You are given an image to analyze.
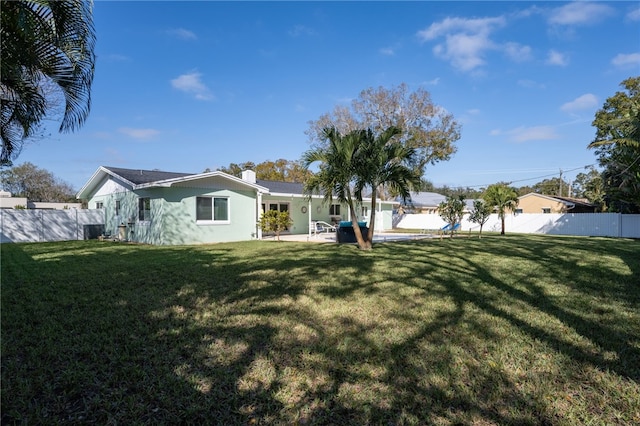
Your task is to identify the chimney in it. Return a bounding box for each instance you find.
[241,170,256,183]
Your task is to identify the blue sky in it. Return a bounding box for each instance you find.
[16,1,640,192]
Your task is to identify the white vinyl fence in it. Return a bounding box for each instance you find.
[396,213,640,239]
[1,209,105,243]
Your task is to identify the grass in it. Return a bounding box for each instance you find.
[2,235,639,425]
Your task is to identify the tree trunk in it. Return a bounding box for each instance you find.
[367,196,376,243]
[352,218,370,250]
[500,215,505,235]
[349,203,371,250]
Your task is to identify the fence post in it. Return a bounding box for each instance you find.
[618,212,622,238]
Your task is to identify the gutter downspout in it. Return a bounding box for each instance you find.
[257,191,263,240]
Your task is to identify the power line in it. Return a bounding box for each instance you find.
[463,164,596,189]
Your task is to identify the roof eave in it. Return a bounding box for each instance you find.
[76,166,136,200]
[135,170,270,192]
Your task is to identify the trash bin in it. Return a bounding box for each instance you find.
[118,224,127,241]
[336,221,369,243]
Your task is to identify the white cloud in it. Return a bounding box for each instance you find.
[561,94,598,113]
[627,7,640,21]
[379,47,395,56]
[417,16,505,40]
[548,2,614,26]
[166,28,197,40]
[506,125,559,143]
[546,49,569,66]
[118,127,160,140]
[435,31,495,71]
[611,53,640,68]
[418,17,504,72]
[170,72,214,101]
[417,15,536,72]
[503,42,532,62]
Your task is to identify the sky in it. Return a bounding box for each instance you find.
[14,0,640,193]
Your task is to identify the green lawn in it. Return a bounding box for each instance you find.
[2,235,639,425]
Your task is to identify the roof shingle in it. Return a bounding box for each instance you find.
[104,166,193,185]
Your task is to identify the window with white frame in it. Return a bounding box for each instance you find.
[330,204,340,216]
[196,196,229,222]
[541,207,551,214]
[138,197,151,221]
[361,206,369,217]
[115,200,121,216]
[262,202,289,214]
[95,201,103,209]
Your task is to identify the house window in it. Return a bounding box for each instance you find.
[542,207,551,214]
[138,198,151,221]
[361,206,369,217]
[95,201,103,209]
[261,203,289,213]
[115,200,121,216]
[330,204,341,216]
[515,208,523,214]
[196,196,229,222]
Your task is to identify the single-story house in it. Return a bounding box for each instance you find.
[76,166,394,245]
[396,192,476,214]
[517,193,596,214]
[396,192,446,214]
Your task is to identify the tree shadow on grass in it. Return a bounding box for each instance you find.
[379,236,640,382]
[2,237,638,424]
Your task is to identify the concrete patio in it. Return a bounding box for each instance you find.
[262,232,435,243]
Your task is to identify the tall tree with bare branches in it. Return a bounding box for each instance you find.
[306,83,461,177]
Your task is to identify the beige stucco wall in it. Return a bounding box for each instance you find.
[518,195,567,213]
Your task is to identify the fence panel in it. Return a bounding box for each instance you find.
[1,209,105,243]
[621,214,640,238]
[395,212,640,238]
[1,210,41,243]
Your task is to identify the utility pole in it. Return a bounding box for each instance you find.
[559,168,563,197]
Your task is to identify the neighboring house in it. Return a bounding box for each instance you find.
[517,193,596,214]
[0,190,82,210]
[76,166,394,245]
[397,192,446,214]
[396,192,476,214]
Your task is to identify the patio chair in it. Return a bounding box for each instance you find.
[312,220,337,237]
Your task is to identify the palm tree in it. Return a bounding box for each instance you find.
[1,0,96,165]
[588,77,639,151]
[302,127,369,250]
[483,183,519,235]
[354,127,421,246]
[587,105,640,150]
